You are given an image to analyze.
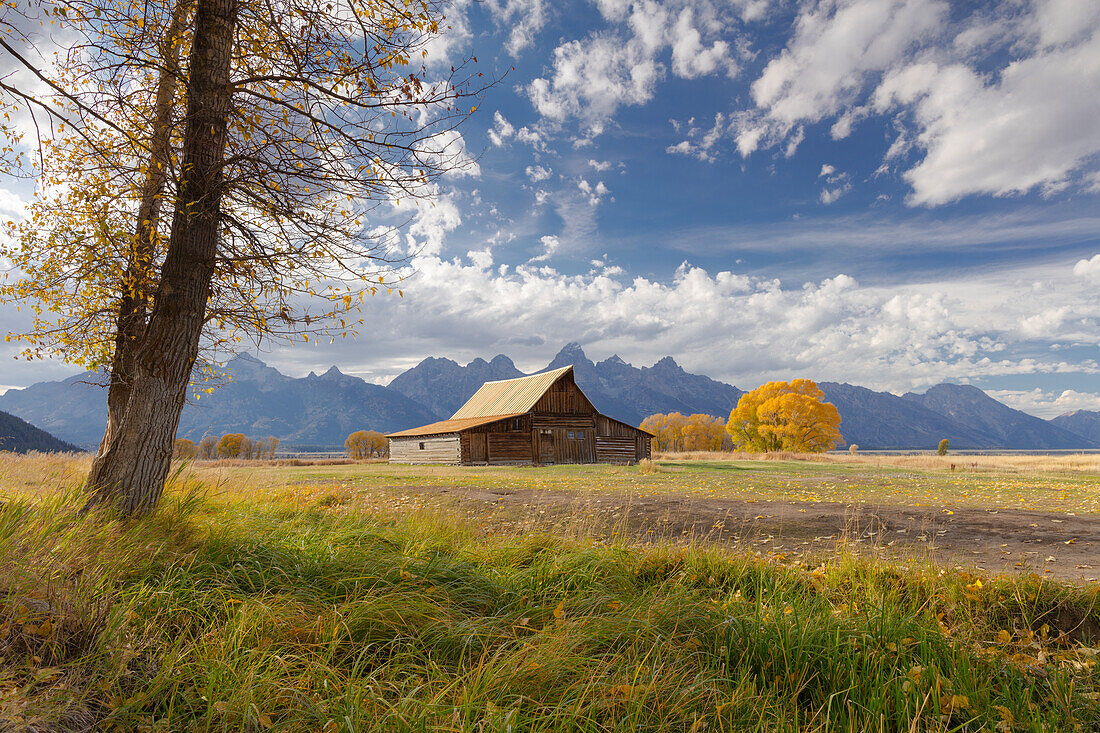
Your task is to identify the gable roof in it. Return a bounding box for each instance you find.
[450,365,574,420]
[386,413,523,438]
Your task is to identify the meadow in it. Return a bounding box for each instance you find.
[0,452,1097,731]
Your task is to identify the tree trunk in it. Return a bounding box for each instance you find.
[99,0,191,453]
[86,0,237,514]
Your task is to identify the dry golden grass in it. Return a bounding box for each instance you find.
[657,450,1100,474]
[0,451,1098,731]
[0,450,91,491]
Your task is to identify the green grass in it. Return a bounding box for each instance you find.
[1,460,1098,731]
[198,457,1100,516]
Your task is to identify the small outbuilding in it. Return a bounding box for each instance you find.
[387,365,652,465]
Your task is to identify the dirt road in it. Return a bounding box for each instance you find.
[419,484,1100,582]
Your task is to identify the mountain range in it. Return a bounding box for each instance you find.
[0,409,80,453]
[1,343,1097,451]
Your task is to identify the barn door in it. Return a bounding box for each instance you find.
[539,431,555,464]
[470,433,487,463]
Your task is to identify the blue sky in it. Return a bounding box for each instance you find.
[2,0,1100,418]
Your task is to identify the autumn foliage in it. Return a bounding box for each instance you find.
[211,433,279,459]
[345,430,388,459]
[726,379,842,453]
[640,413,729,453]
[172,438,198,460]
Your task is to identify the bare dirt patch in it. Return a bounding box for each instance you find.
[408,484,1100,583]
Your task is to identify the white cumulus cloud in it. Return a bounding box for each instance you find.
[1073,253,1100,282]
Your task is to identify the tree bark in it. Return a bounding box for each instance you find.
[99,0,190,453]
[86,0,237,514]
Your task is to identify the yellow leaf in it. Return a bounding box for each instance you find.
[949,694,970,710]
[553,601,564,619]
[259,713,273,729]
[996,629,1012,644]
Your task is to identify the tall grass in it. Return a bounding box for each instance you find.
[657,450,1100,474]
[0,459,1097,731]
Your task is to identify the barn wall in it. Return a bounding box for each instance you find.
[596,436,636,464]
[389,435,461,464]
[461,416,533,464]
[486,434,533,464]
[596,415,637,438]
[532,377,595,414]
[390,388,651,466]
[594,415,651,464]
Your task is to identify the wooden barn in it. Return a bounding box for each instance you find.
[387,365,652,465]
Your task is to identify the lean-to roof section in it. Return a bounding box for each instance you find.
[386,414,524,438]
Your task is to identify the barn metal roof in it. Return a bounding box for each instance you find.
[386,413,524,438]
[449,365,574,420]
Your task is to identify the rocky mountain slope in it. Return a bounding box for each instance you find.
[0,372,109,447]
[1049,410,1100,443]
[387,355,524,419]
[902,383,1093,449]
[2,345,1096,450]
[817,382,990,449]
[0,354,436,449]
[0,410,81,453]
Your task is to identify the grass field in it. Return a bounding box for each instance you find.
[0,452,1098,731]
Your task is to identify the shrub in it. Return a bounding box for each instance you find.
[938,438,949,456]
[173,438,198,460]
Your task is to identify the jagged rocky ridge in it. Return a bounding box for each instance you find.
[1,344,1096,450]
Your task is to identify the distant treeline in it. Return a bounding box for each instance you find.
[174,434,280,460]
[172,430,389,460]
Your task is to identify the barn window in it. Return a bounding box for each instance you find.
[418,442,425,450]
[567,431,574,439]
[511,418,523,431]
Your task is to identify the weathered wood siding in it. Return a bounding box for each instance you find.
[389,435,461,464]
[486,434,533,464]
[460,416,534,464]
[528,414,593,464]
[596,415,637,437]
[389,374,650,466]
[595,436,636,463]
[532,376,595,414]
[594,414,651,463]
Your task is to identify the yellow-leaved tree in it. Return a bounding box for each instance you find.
[345,430,387,459]
[640,413,727,453]
[726,379,842,453]
[1,0,484,514]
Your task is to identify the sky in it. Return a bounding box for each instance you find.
[1,0,1100,418]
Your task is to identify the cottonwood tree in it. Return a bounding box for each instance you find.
[640,412,727,453]
[345,429,385,459]
[173,437,198,459]
[1,0,482,513]
[726,379,842,453]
